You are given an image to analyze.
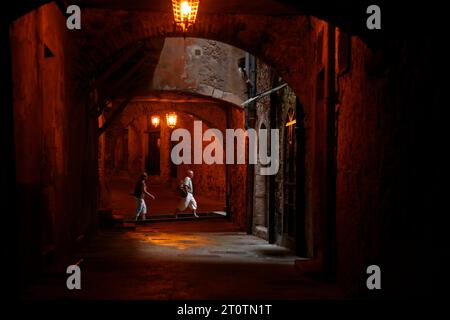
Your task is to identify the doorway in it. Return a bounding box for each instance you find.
[146,130,161,175]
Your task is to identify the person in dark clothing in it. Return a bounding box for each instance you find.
[133,172,155,221]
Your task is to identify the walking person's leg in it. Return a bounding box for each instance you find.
[142,200,147,220]
[136,199,147,221]
[176,195,189,218]
[135,198,143,221]
[189,195,198,217]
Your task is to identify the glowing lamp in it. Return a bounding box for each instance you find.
[172,0,200,32]
[151,115,160,128]
[166,112,177,128]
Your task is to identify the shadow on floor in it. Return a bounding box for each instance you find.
[23,219,345,300]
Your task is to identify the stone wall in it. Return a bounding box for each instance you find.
[251,19,329,258]
[334,31,438,297]
[152,38,247,106]
[10,3,98,278]
[249,18,439,298]
[253,60,272,239]
[228,107,247,228]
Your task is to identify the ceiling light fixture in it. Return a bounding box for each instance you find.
[172,0,200,32]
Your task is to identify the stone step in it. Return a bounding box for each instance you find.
[122,222,136,230]
[98,209,125,228]
[128,212,227,223]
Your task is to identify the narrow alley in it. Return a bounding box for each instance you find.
[1,0,443,305]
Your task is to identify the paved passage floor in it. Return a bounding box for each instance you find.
[24,219,345,300]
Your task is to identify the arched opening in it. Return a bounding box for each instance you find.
[102,100,233,217]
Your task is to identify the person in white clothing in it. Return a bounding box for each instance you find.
[175,170,198,218]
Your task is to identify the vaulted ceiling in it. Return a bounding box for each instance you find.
[75,0,303,15]
[58,0,384,118]
[13,0,397,40]
[10,0,434,135]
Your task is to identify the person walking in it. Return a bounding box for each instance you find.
[175,170,198,218]
[133,172,155,221]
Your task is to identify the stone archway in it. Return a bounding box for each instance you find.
[73,10,330,111]
[100,96,245,222]
[79,14,334,234]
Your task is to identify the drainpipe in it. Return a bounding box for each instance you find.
[244,53,257,127]
[268,90,277,244]
[245,53,256,234]
[241,83,287,107]
[226,109,231,220]
[324,24,337,282]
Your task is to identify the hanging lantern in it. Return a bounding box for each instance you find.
[172,0,200,32]
[166,112,177,128]
[151,115,160,128]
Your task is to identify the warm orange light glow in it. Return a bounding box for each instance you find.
[181,1,192,15]
[172,0,199,32]
[151,115,160,128]
[166,112,177,128]
[132,232,212,250]
[285,119,297,127]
